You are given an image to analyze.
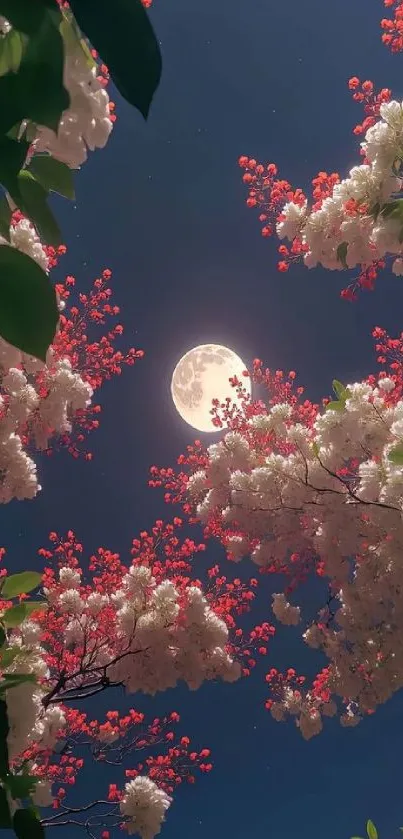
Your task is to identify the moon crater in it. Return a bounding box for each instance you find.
[171,344,251,433]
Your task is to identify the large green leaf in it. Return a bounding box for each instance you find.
[0,700,10,779]
[0,72,26,134]
[0,6,69,135]
[0,673,36,692]
[0,646,21,669]
[0,135,29,196]
[0,29,24,76]
[2,601,47,628]
[29,155,75,200]
[0,786,11,828]
[13,807,45,839]
[17,171,62,245]
[0,1,51,35]
[0,245,58,361]
[5,773,37,800]
[1,572,42,599]
[16,8,69,131]
[69,0,162,118]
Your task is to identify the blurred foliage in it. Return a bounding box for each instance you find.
[0,0,161,361]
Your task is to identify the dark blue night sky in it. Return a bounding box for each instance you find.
[6,0,403,836]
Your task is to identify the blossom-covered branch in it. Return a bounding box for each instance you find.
[0,519,270,837]
[0,224,142,503]
[238,79,403,299]
[152,329,403,739]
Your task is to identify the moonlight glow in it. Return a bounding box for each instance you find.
[170,344,251,433]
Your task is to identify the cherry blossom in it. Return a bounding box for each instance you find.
[152,335,403,739]
[0,519,270,836]
[238,79,403,299]
[0,216,143,502]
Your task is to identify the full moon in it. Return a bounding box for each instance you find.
[171,344,251,433]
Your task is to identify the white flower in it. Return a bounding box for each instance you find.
[59,567,81,590]
[120,777,172,839]
[33,36,113,168]
[392,257,403,276]
[276,201,307,241]
[272,593,300,626]
[298,709,323,740]
[58,589,84,614]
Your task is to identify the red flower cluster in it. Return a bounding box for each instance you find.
[151,332,403,725]
[37,520,272,678]
[23,707,209,809]
[238,79,395,299]
[348,77,391,137]
[42,269,143,460]
[381,0,403,52]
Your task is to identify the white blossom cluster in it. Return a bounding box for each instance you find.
[120,777,172,839]
[271,593,300,626]
[0,217,50,273]
[0,16,112,505]
[0,11,113,170]
[187,378,403,735]
[51,563,241,696]
[276,100,403,274]
[0,340,93,503]
[33,25,113,168]
[0,216,92,502]
[2,619,66,763]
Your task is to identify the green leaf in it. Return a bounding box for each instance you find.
[0,135,29,196]
[388,443,403,465]
[0,700,10,779]
[69,0,162,118]
[0,29,24,76]
[337,242,348,269]
[367,821,378,839]
[0,6,70,135]
[0,245,58,361]
[332,379,347,401]
[325,400,345,412]
[0,647,21,669]
[0,786,11,828]
[0,197,11,242]
[0,1,50,35]
[13,807,45,839]
[0,629,5,649]
[380,199,403,219]
[311,441,319,458]
[29,155,75,200]
[2,601,47,628]
[17,171,62,245]
[1,572,42,599]
[80,37,97,69]
[5,773,37,800]
[0,673,36,693]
